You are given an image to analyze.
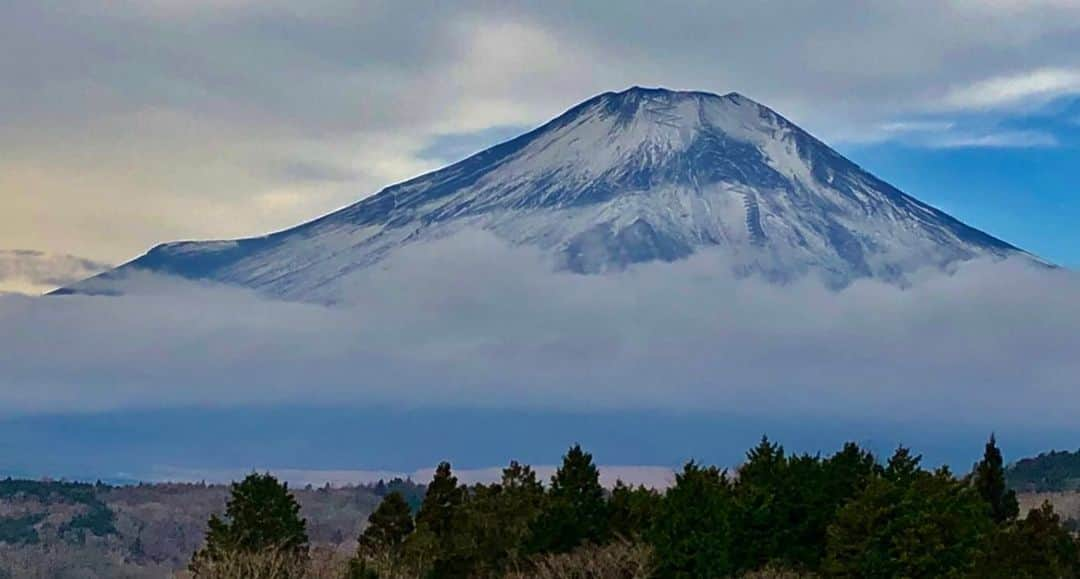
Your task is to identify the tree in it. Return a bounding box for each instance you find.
[649,461,735,578]
[356,492,414,562]
[529,444,609,554]
[190,473,308,577]
[408,461,467,578]
[973,501,1080,578]
[972,434,1019,524]
[442,462,547,578]
[732,436,792,572]
[608,481,661,540]
[825,450,991,578]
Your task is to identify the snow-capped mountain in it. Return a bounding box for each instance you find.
[59,87,1029,300]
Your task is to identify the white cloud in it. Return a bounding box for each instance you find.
[929,130,1059,149]
[941,67,1080,111]
[0,232,1076,430]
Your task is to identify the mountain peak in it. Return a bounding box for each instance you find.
[59,88,1027,300]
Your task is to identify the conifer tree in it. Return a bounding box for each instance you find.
[529,444,609,553]
[650,461,735,578]
[973,434,1019,524]
[732,436,791,571]
[190,472,308,576]
[415,462,464,541]
[357,491,414,560]
[973,501,1080,577]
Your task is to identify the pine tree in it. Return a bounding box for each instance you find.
[608,481,661,540]
[972,434,1019,524]
[529,444,609,554]
[650,461,735,578]
[825,458,991,578]
[357,491,414,560]
[732,436,791,571]
[973,501,1080,577]
[415,462,464,541]
[409,461,468,578]
[190,472,308,576]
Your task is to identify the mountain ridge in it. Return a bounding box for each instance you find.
[58,87,1030,301]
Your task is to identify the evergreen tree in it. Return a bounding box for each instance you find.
[732,436,792,571]
[649,461,735,578]
[447,462,546,577]
[190,473,308,576]
[973,501,1080,578]
[608,481,661,540]
[529,444,609,554]
[409,462,467,578]
[972,434,1019,524]
[415,462,464,541]
[357,492,414,561]
[825,452,991,578]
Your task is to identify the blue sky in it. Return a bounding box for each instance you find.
[840,97,1080,267]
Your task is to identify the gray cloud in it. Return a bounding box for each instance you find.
[0,250,111,295]
[0,231,1076,432]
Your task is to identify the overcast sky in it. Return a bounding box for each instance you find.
[3,0,1080,284]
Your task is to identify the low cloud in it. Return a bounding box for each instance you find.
[0,231,1076,434]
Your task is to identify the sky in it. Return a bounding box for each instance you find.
[1,1,1080,480]
[2,0,1080,296]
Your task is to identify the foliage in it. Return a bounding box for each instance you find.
[973,501,1080,578]
[825,448,992,578]
[529,445,610,555]
[972,434,1019,523]
[1007,449,1080,492]
[191,473,309,578]
[649,461,734,578]
[353,491,415,576]
[607,481,661,541]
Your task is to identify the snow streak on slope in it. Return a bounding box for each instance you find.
[60,87,1028,301]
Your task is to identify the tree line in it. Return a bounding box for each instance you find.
[188,435,1080,578]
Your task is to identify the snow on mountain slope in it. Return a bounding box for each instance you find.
[58,87,1030,301]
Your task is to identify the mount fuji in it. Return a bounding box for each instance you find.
[59,87,1031,300]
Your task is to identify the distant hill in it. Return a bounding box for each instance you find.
[1007,450,1080,493]
[0,477,415,577]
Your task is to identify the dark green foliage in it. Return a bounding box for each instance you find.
[1007,449,1080,492]
[607,481,661,540]
[409,461,470,578]
[0,514,43,544]
[825,448,992,578]
[0,478,116,544]
[649,462,734,578]
[457,462,546,576]
[973,501,1080,578]
[415,462,464,542]
[732,436,791,571]
[371,477,426,513]
[529,444,610,554]
[972,434,1019,524]
[357,492,414,560]
[191,473,308,568]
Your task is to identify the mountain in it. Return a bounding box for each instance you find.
[58,87,1029,301]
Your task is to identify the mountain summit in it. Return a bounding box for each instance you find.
[61,87,1027,299]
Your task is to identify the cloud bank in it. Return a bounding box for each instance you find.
[0,231,1076,433]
